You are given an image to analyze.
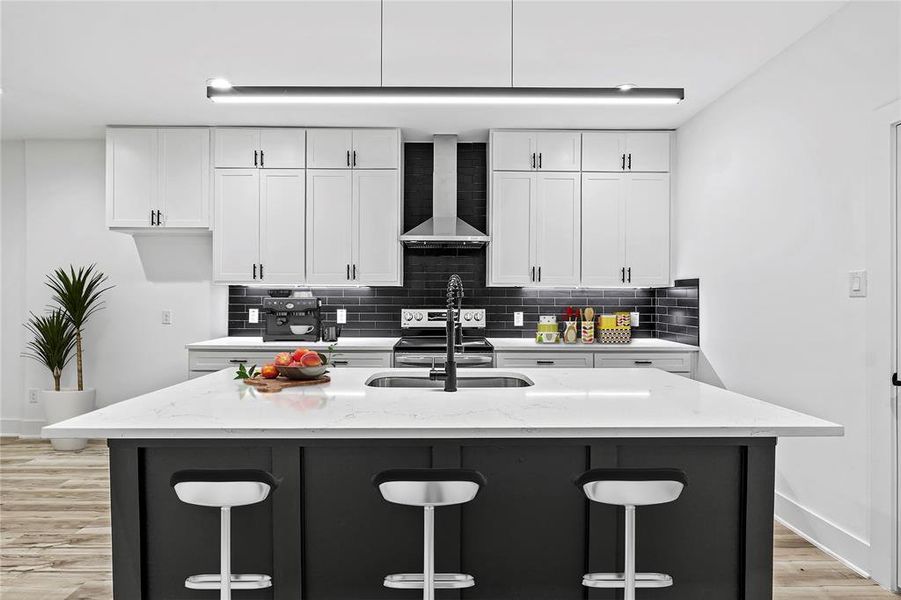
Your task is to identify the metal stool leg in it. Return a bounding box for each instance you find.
[423,506,435,600]
[624,505,636,600]
[221,507,231,600]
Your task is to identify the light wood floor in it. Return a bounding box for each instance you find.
[0,438,896,599]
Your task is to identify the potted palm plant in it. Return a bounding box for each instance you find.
[22,309,87,450]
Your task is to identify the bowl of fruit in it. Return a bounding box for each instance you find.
[271,348,329,380]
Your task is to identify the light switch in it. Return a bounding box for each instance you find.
[513,312,524,327]
[161,310,173,325]
[336,309,347,324]
[849,270,867,297]
[248,308,259,324]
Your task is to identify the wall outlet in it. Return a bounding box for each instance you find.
[28,389,39,404]
[161,310,173,325]
[513,312,524,327]
[336,309,347,324]
[849,270,867,297]
[248,308,259,324]
[630,312,640,327]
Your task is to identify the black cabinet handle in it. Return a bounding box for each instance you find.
[634,360,653,365]
[346,264,350,280]
[893,372,900,386]
[352,264,356,279]
[253,264,257,280]
[536,360,555,365]
[538,266,542,282]
[346,150,351,167]
[259,264,264,279]
[333,360,349,366]
[150,209,156,226]
[627,267,632,283]
[157,210,163,226]
[531,266,535,282]
[621,267,626,283]
[254,150,258,167]
[628,153,632,170]
[621,153,626,170]
[531,153,536,169]
[260,150,264,168]
[228,359,248,364]
[538,153,542,168]
[352,150,357,167]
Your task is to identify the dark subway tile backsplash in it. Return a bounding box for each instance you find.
[226,143,699,345]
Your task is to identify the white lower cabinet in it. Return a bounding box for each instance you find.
[594,352,695,378]
[495,352,593,368]
[188,349,393,378]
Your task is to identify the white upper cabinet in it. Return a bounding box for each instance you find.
[582,132,670,172]
[491,131,581,171]
[382,0,511,86]
[306,170,354,284]
[353,170,401,285]
[214,128,305,169]
[106,127,210,229]
[213,169,261,283]
[534,172,581,286]
[489,172,535,286]
[625,174,670,286]
[259,170,306,284]
[306,129,399,169]
[581,173,627,287]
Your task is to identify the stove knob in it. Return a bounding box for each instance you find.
[403,311,413,321]
[463,312,473,321]
[414,312,423,321]
[474,312,483,321]
[286,303,295,309]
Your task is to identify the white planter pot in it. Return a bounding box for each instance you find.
[41,389,96,451]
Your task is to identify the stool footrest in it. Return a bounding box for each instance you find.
[185,574,272,590]
[384,573,475,589]
[582,572,673,589]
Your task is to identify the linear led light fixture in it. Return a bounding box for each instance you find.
[207,85,684,106]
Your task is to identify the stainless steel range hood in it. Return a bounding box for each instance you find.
[399,134,490,249]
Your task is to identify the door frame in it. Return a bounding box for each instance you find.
[893,121,900,591]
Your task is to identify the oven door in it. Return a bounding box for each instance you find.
[393,353,494,368]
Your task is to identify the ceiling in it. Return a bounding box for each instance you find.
[1,0,845,141]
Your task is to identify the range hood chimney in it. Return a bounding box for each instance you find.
[399,134,490,249]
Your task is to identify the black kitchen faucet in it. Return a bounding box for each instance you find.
[429,274,464,391]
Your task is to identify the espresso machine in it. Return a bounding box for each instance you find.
[261,294,321,342]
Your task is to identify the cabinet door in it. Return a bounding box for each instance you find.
[307,129,354,169]
[214,129,260,168]
[306,170,354,284]
[626,132,670,172]
[260,129,306,169]
[353,170,400,285]
[536,131,581,171]
[582,132,627,172]
[158,128,210,228]
[581,173,627,287]
[495,353,593,368]
[259,170,305,284]
[491,131,536,171]
[489,172,535,286]
[213,170,260,282]
[106,128,157,228]
[535,173,580,286]
[625,174,670,286]
[351,129,399,169]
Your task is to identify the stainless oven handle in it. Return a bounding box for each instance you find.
[395,355,493,366]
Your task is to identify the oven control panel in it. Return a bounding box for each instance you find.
[401,308,486,328]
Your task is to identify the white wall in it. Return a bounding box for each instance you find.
[1,140,227,436]
[673,1,899,579]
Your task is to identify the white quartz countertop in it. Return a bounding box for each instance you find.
[187,336,399,351]
[488,338,698,352]
[43,368,841,440]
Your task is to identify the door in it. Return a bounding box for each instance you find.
[158,128,209,228]
[492,131,536,171]
[306,170,353,284]
[534,172,580,286]
[259,170,305,284]
[353,170,400,285]
[489,172,535,286]
[106,128,157,227]
[626,132,671,172]
[259,129,305,169]
[625,173,670,286]
[536,131,581,171]
[214,128,260,168]
[213,170,260,282]
[352,129,399,169]
[582,132,627,172]
[307,129,354,169]
[582,173,627,286]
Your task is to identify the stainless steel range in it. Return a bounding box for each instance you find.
[394,308,493,368]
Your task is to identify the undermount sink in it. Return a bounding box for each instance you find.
[365,373,534,389]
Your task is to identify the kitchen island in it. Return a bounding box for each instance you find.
[44,368,840,600]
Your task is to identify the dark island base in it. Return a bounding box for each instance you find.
[109,437,776,600]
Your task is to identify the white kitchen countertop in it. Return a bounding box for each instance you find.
[488,338,698,352]
[186,336,399,351]
[43,368,840,440]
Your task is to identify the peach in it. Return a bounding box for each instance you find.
[261,364,279,379]
[299,351,322,367]
[274,352,293,366]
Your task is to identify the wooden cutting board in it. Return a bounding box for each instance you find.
[242,375,331,393]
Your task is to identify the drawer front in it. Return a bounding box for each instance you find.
[495,353,593,368]
[329,352,392,368]
[189,351,276,372]
[594,352,693,373]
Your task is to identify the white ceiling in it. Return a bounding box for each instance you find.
[1,0,845,141]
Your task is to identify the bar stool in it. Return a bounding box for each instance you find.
[576,468,688,600]
[170,469,280,600]
[372,468,487,600]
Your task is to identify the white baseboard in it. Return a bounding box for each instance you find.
[0,417,45,438]
[775,491,871,578]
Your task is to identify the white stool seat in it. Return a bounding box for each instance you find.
[384,573,475,589]
[582,572,673,588]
